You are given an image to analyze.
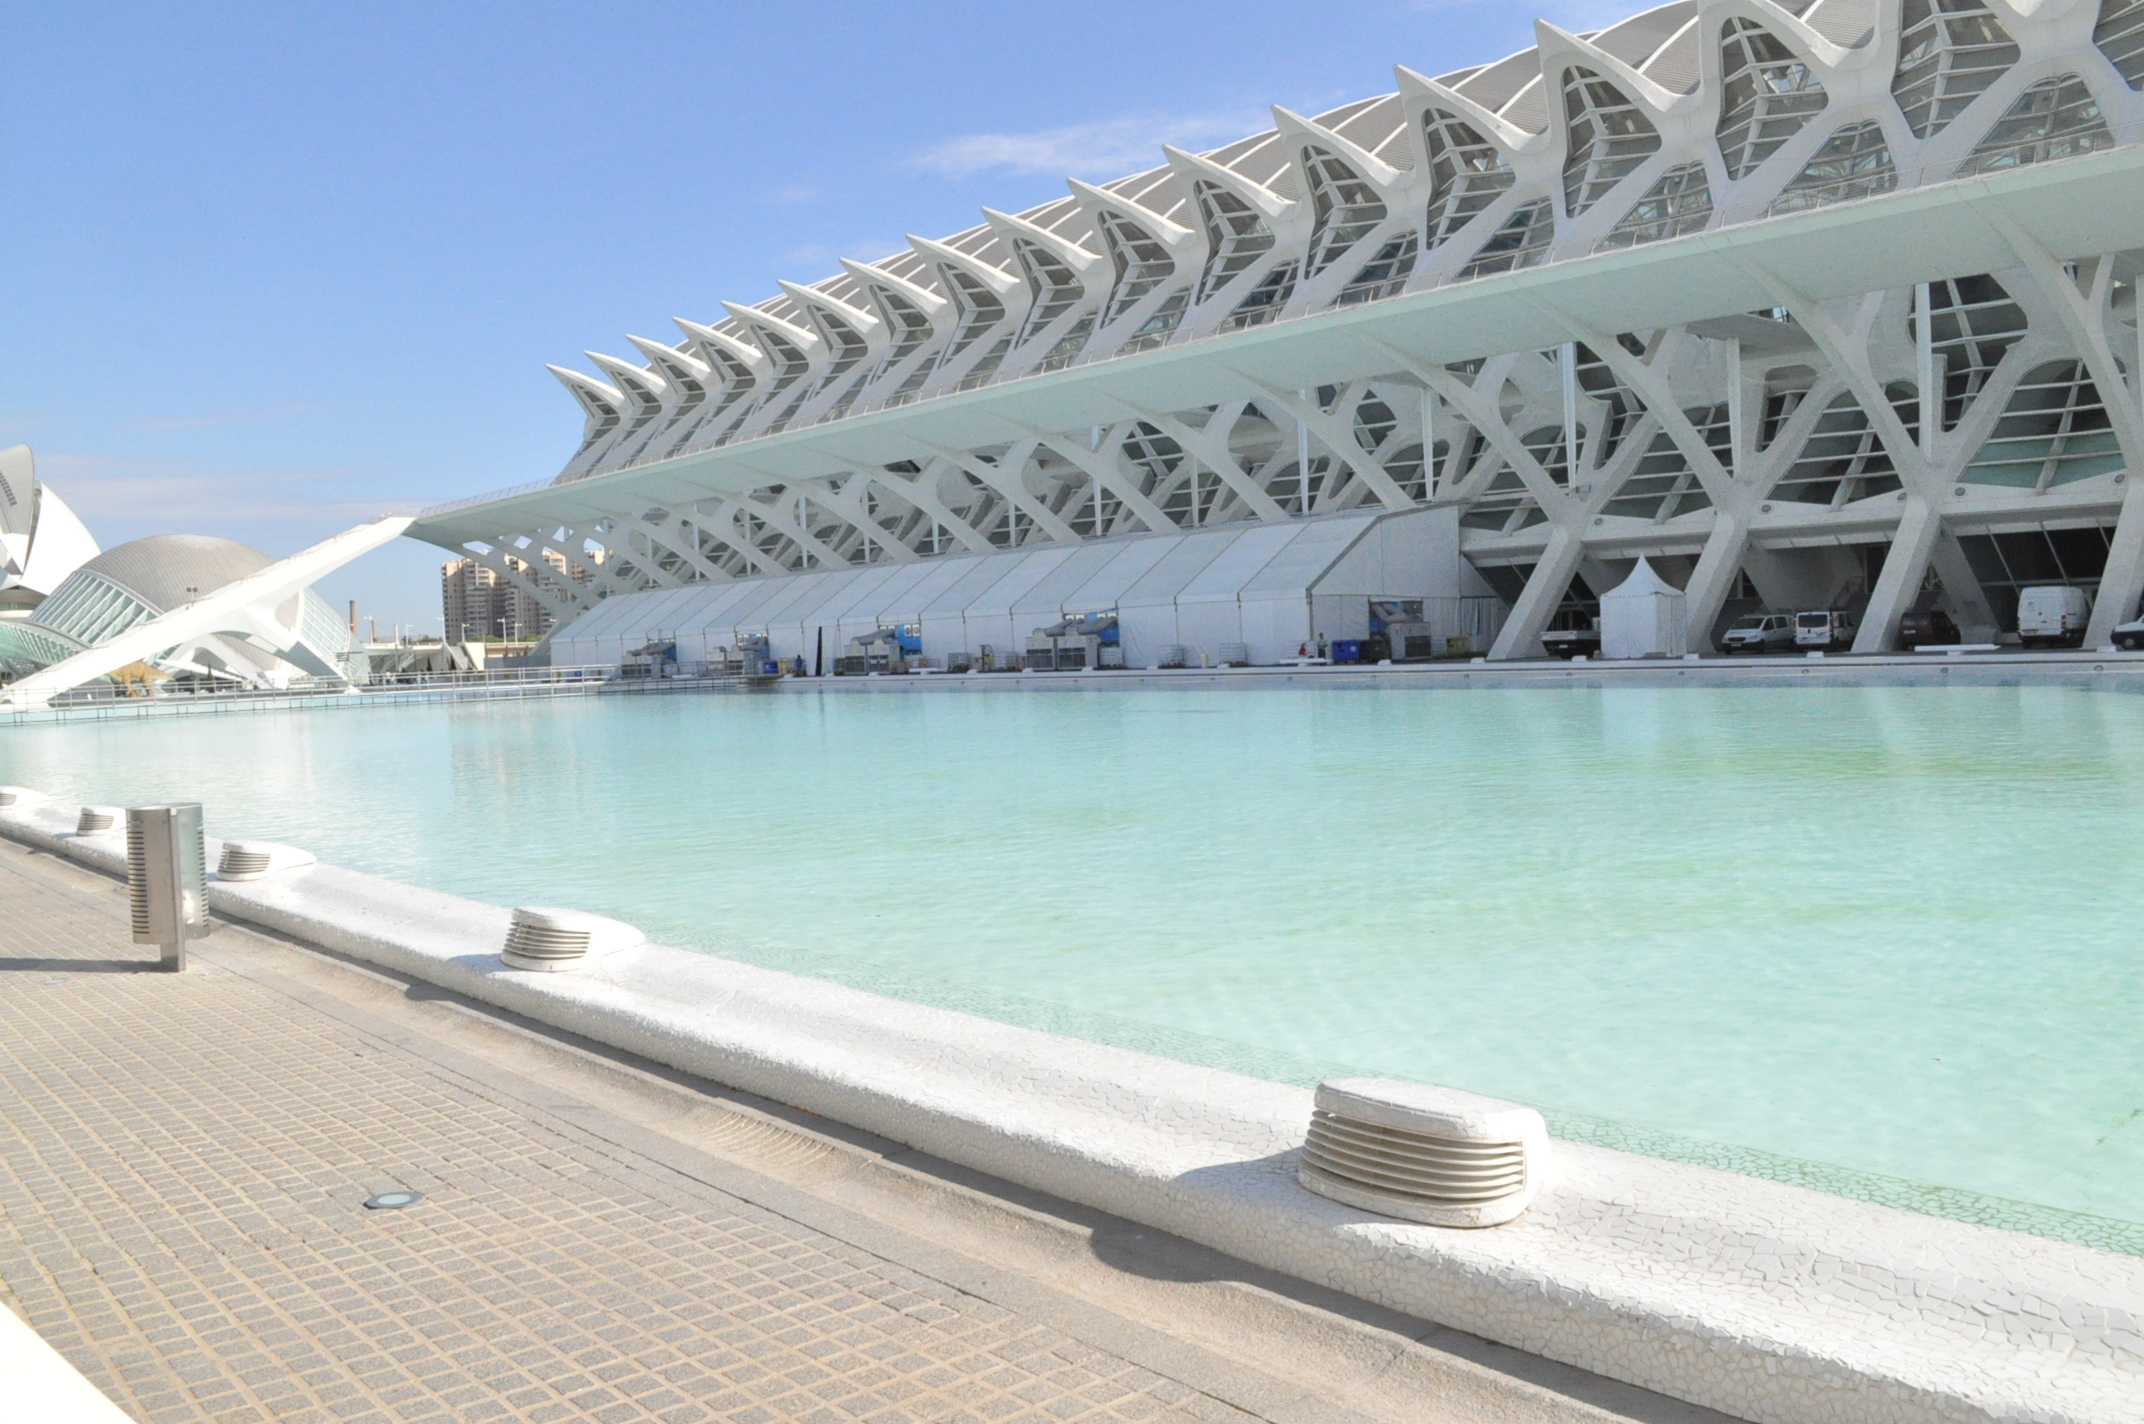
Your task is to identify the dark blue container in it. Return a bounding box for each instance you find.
[1333,639,1364,663]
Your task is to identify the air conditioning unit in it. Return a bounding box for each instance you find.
[1054,634,1100,670]
[215,841,319,881]
[1389,622,1438,662]
[75,805,122,835]
[501,907,645,973]
[1298,1078,1551,1227]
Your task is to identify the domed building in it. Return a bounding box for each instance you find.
[0,531,356,689]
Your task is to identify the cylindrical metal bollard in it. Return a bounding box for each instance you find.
[126,804,209,971]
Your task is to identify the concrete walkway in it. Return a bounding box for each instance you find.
[0,837,1730,1424]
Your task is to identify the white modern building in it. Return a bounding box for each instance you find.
[0,445,99,613]
[0,517,417,708]
[0,535,357,690]
[0,439,417,706]
[410,0,2144,663]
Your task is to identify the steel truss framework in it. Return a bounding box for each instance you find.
[413,0,2144,657]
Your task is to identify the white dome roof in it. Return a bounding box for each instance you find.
[73,535,272,615]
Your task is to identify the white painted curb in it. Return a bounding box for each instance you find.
[0,1302,134,1424]
[4,798,2141,1424]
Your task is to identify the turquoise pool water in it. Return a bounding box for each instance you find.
[5,685,2140,1250]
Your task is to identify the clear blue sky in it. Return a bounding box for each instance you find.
[0,1,1615,632]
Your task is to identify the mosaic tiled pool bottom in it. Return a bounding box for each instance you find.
[5,685,2140,1254]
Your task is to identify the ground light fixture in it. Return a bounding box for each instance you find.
[363,1190,423,1211]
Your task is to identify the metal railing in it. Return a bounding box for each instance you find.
[416,135,2142,522]
[26,665,619,710]
[355,665,612,692]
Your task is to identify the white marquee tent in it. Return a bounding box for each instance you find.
[1599,557,1688,660]
[549,508,1491,671]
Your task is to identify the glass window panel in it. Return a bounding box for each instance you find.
[1562,68,1662,218]
[1893,0,2020,140]
[1335,232,1418,306]
[1767,121,1895,215]
[1594,163,1713,251]
[2096,0,2144,88]
[1955,74,2114,177]
[1458,199,1555,279]
[1097,210,1176,324]
[1423,110,1516,251]
[1220,261,1300,332]
[1193,182,1277,304]
[1909,275,2027,430]
[1717,19,1828,181]
[1965,361,2124,490]
[1302,145,1388,276]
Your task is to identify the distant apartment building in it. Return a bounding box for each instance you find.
[440,552,579,642]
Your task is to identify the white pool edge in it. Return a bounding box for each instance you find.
[5,800,2139,1424]
[0,1297,134,1424]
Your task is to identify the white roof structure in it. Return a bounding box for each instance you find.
[410,1,2144,657]
[0,519,412,708]
[0,445,98,610]
[552,508,1467,670]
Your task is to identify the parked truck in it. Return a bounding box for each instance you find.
[2016,586,2092,648]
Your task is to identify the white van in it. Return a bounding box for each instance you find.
[1721,612,1794,654]
[1794,609,1857,649]
[2016,585,2092,648]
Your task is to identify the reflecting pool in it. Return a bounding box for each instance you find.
[5,684,2140,1249]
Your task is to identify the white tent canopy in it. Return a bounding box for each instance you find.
[1599,557,1688,660]
[550,508,1483,672]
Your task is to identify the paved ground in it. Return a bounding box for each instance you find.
[0,836,1734,1424]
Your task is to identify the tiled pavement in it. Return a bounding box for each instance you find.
[0,837,1721,1424]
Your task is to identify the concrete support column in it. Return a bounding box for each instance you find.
[1927,526,1996,640]
[1852,497,1941,653]
[1489,526,1582,661]
[1682,513,1751,654]
[2087,482,2144,643]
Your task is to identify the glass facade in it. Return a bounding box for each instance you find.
[1767,120,1895,215]
[1459,199,1555,279]
[1893,0,2020,139]
[1192,181,1276,304]
[1562,67,1662,218]
[1595,163,1713,251]
[1964,361,2123,490]
[1956,74,2114,177]
[1911,274,2027,430]
[1717,19,1828,181]
[1300,146,1387,276]
[1422,109,1515,252]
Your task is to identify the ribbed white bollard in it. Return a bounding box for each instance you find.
[500,907,644,973]
[1298,1078,1552,1228]
[74,805,121,835]
[215,841,318,881]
